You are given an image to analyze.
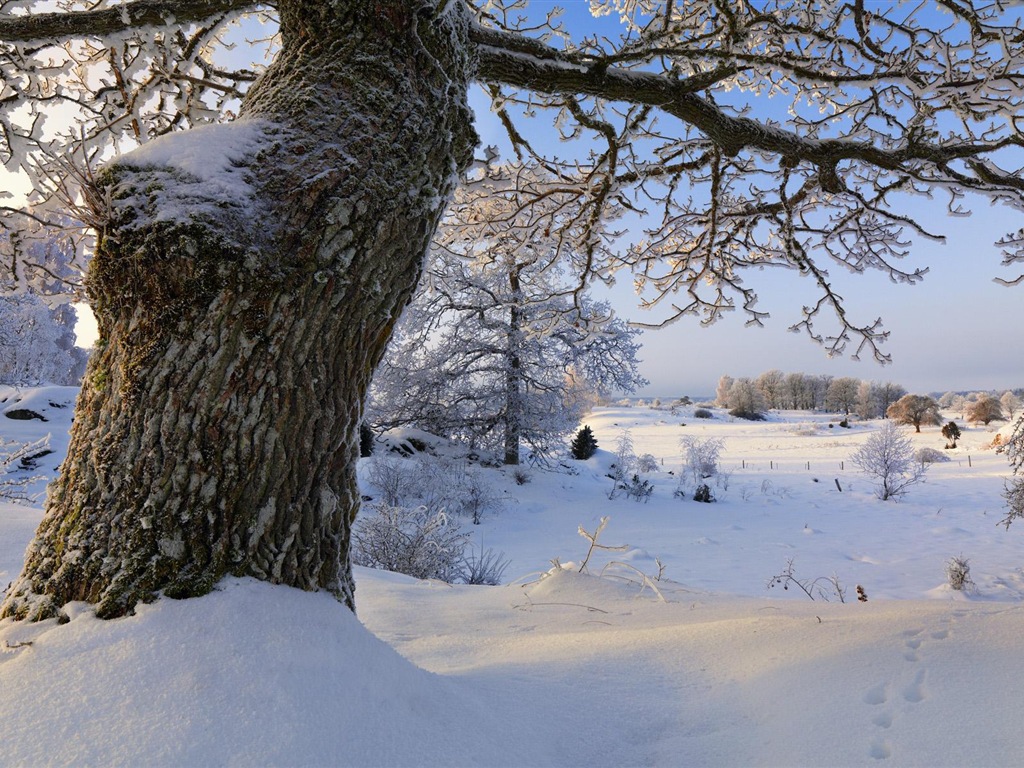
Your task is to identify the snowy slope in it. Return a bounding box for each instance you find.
[2,395,1024,766]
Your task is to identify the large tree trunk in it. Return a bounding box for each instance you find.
[2,0,477,621]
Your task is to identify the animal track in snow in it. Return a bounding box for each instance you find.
[902,669,927,704]
[863,683,888,706]
[869,738,892,760]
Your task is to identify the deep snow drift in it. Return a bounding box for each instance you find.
[3,392,1024,766]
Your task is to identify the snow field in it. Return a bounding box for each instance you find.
[2,397,1024,766]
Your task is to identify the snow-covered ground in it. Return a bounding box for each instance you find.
[3,393,1024,766]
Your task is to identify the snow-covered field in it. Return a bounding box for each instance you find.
[3,391,1024,766]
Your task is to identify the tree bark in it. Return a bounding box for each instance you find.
[503,265,525,466]
[2,0,477,621]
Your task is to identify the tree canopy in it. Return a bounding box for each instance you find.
[3,0,1024,344]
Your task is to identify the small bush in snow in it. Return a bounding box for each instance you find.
[623,474,653,503]
[461,546,511,585]
[353,504,468,582]
[851,421,927,501]
[693,408,713,419]
[915,447,950,464]
[512,467,530,485]
[636,453,660,473]
[365,454,418,507]
[679,435,723,486]
[692,483,714,503]
[945,555,975,592]
[364,454,502,523]
[607,430,637,499]
[570,425,599,460]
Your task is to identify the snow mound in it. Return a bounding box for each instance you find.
[0,578,549,767]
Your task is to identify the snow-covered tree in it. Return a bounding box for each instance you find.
[874,382,908,417]
[715,375,735,408]
[0,223,88,385]
[851,421,928,501]
[823,377,858,415]
[725,378,767,420]
[854,380,879,420]
[371,164,646,465]
[755,369,786,409]
[0,293,87,385]
[1001,391,1020,420]
[4,1,1024,620]
[887,394,942,433]
[966,395,1005,425]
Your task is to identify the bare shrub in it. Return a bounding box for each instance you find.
[353,505,468,582]
[915,447,950,464]
[461,546,511,585]
[767,558,846,602]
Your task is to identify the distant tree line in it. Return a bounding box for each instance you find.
[715,370,1020,428]
[715,370,907,419]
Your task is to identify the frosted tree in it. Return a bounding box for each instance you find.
[726,377,766,420]
[755,369,786,409]
[0,222,88,385]
[715,375,734,408]
[874,382,908,417]
[854,380,879,420]
[1001,391,1020,420]
[0,293,86,385]
[370,166,646,465]
[825,376,860,415]
[887,394,942,433]
[851,421,927,501]
[966,394,1005,425]
[3,1,1024,621]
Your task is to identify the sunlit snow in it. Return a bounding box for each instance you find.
[3,391,1024,766]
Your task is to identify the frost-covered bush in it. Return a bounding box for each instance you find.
[461,546,511,585]
[607,430,637,499]
[945,555,975,592]
[692,483,714,503]
[623,474,653,502]
[915,447,950,464]
[363,454,503,524]
[680,436,723,486]
[851,421,927,500]
[353,505,468,582]
[636,453,659,473]
[365,454,420,508]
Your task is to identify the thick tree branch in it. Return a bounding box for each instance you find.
[0,0,258,43]
[471,24,1024,193]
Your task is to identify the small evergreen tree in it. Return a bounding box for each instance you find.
[359,423,375,458]
[942,421,961,449]
[571,425,599,460]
